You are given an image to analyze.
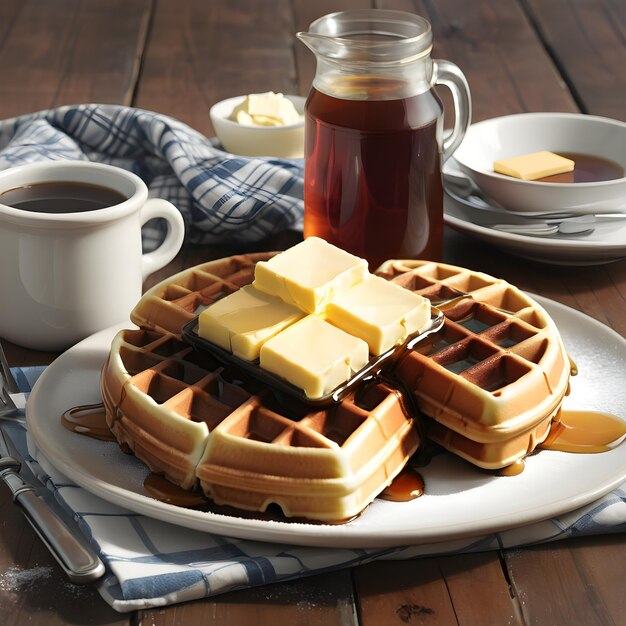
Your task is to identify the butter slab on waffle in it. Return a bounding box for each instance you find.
[377,259,571,470]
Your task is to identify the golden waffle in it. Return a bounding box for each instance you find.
[377,259,571,470]
[196,382,418,519]
[101,328,250,490]
[101,328,418,520]
[131,252,277,338]
[101,253,420,521]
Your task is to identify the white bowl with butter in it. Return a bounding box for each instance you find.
[453,113,626,213]
[209,92,305,158]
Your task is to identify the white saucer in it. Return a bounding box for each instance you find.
[444,190,626,265]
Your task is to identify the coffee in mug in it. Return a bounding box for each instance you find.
[0,181,127,213]
[0,160,185,350]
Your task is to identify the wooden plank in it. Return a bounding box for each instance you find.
[141,570,357,626]
[504,535,626,625]
[0,1,22,45]
[523,0,626,121]
[0,0,152,119]
[354,560,458,626]
[354,556,523,625]
[134,0,300,138]
[0,486,127,626]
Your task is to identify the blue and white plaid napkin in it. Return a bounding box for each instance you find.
[0,104,304,249]
[6,366,626,613]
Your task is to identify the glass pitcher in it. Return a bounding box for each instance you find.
[297,10,471,269]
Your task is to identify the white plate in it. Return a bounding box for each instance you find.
[26,299,626,548]
[444,191,626,265]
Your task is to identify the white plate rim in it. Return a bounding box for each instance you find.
[444,191,626,264]
[26,298,626,548]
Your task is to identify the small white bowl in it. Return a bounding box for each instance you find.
[453,113,626,213]
[209,94,305,158]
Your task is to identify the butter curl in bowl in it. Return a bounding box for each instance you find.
[210,92,305,158]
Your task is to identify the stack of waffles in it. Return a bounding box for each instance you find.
[100,249,571,521]
[377,259,571,470]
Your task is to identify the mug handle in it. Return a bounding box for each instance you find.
[432,59,472,162]
[139,198,185,281]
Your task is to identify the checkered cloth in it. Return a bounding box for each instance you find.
[0,104,304,249]
[6,367,625,613]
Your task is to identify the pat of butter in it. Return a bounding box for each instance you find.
[197,285,304,361]
[259,315,369,399]
[253,237,370,314]
[326,276,431,356]
[494,151,574,180]
[230,92,300,127]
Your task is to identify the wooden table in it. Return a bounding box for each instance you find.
[1,1,624,624]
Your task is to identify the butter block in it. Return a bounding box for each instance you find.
[198,285,304,361]
[253,237,369,314]
[230,91,300,127]
[259,315,369,399]
[326,276,431,356]
[494,151,575,180]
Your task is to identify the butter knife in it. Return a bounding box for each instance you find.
[0,424,105,584]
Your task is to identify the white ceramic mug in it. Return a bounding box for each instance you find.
[0,160,185,350]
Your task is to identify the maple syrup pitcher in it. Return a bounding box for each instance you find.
[298,10,471,269]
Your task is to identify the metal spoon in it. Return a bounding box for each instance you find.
[491,214,598,237]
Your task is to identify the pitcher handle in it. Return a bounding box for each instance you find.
[432,59,472,162]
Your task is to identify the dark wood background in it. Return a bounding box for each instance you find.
[1,1,624,624]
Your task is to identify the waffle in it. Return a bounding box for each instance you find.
[100,252,571,521]
[376,259,571,470]
[101,253,420,521]
[131,252,277,338]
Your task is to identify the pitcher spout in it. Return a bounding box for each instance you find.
[296,31,343,61]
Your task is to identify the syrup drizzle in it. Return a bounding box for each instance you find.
[61,403,116,442]
[540,410,626,453]
[380,466,425,501]
[498,459,525,476]
[143,473,206,507]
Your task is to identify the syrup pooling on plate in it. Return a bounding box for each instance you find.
[540,410,626,453]
[62,403,116,442]
[143,472,206,507]
[379,466,425,501]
